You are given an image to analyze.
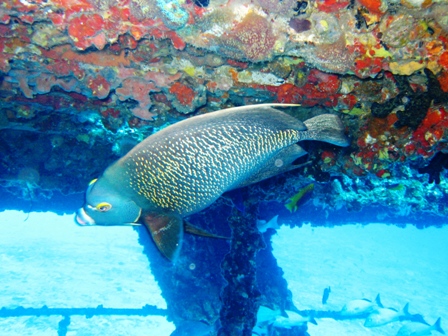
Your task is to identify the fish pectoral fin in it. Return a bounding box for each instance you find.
[143,213,183,261]
[231,144,308,190]
[184,221,231,240]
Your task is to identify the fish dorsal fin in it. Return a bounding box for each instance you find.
[402,303,410,316]
[184,221,230,240]
[375,294,383,308]
[143,213,183,261]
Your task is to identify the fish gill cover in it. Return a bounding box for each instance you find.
[0,0,447,335]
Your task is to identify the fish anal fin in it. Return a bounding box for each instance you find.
[143,213,183,261]
[184,221,230,240]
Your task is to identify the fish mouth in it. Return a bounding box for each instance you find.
[75,207,96,226]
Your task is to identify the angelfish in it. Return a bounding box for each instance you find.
[272,310,318,328]
[75,104,349,260]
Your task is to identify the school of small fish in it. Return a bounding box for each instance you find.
[253,290,445,336]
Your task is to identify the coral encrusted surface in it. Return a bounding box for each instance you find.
[1,1,448,335]
[1,0,448,217]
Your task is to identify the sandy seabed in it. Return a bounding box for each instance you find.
[272,223,448,335]
[0,210,175,336]
[1,210,447,335]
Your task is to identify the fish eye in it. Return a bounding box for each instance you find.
[96,202,112,212]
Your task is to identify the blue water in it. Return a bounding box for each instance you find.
[0,209,447,335]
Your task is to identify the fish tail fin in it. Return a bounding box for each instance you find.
[268,215,280,230]
[303,114,350,147]
[433,318,445,335]
[284,199,297,213]
[375,294,384,308]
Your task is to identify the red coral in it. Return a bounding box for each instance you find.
[338,94,358,110]
[19,14,34,24]
[316,0,350,13]
[104,6,131,40]
[47,12,64,25]
[439,51,448,69]
[438,71,448,92]
[116,77,159,120]
[408,107,448,157]
[275,83,302,104]
[376,169,390,178]
[68,14,104,49]
[227,59,249,69]
[321,150,336,168]
[46,59,72,76]
[166,31,186,50]
[272,81,341,107]
[308,69,341,93]
[46,59,84,79]
[358,0,385,14]
[51,0,95,14]
[0,14,10,24]
[102,108,121,118]
[354,56,384,78]
[87,75,111,99]
[169,82,195,106]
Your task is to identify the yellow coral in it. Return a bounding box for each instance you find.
[389,61,425,76]
[184,66,195,77]
[367,46,392,58]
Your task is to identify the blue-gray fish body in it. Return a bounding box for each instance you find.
[76,104,349,260]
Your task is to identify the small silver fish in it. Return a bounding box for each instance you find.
[272,310,318,328]
[256,305,281,327]
[396,317,445,336]
[365,303,411,328]
[340,294,383,317]
[170,320,213,336]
